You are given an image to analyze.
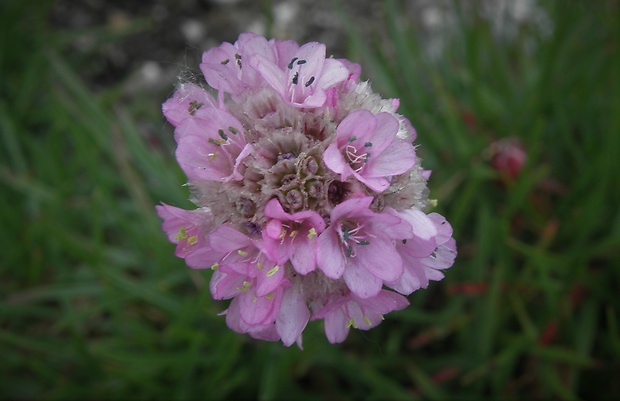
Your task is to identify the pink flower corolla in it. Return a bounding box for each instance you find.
[262,198,326,274]
[324,110,417,192]
[316,196,411,298]
[174,107,253,182]
[390,212,457,295]
[200,32,275,95]
[249,41,350,108]
[206,226,286,298]
[312,289,409,344]
[157,33,457,346]
[155,203,213,259]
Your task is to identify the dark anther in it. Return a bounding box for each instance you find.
[347,136,357,142]
[221,59,230,65]
[218,129,228,141]
[364,152,371,163]
[235,53,242,68]
[292,72,299,85]
[346,245,353,258]
[288,57,298,69]
[364,142,373,147]
[402,239,407,244]
[228,126,239,135]
[188,100,204,115]
[305,76,315,87]
[297,59,307,65]
[356,240,370,246]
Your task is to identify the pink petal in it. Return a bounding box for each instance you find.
[239,287,282,326]
[355,237,403,283]
[248,53,286,94]
[427,213,454,245]
[330,196,374,223]
[276,283,310,346]
[389,256,428,294]
[365,139,416,178]
[208,226,252,252]
[255,261,286,297]
[316,227,346,279]
[366,290,410,314]
[323,308,350,344]
[343,263,382,299]
[289,236,317,274]
[316,58,350,89]
[323,142,350,178]
[209,270,245,300]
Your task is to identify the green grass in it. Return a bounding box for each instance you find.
[1,0,619,399]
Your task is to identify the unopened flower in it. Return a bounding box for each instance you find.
[158,33,456,346]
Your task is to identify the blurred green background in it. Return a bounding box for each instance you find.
[1,0,619,399]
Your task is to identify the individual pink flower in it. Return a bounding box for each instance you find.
[390,212,456,295]
[262,198,326,274]
[200,32,275,95]
[174,107,253,182]
[205,226,286,298]
[155,203,213,259]
[324,110,417,192]
[312,289,409,344]
[249,41,350,108]
[316,196,410,298]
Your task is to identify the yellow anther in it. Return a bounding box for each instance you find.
[289,230,298,238]
[187,235,198,245]
[208,152,219,161]
[279,230,286,239]
[237,250,248,257]
[243,281,252,287]
[346,317,358,329]
[429,199,438,207]
[210,262,219,270]
[363,316,372,327]
[175,226,188,241]
[266,265,280,277]
[257,262,264,270]
[266,292,275,300]
[307,228,317,239]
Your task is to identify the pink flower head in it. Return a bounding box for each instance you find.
[158,33,457,346]
[324,110,417,192]
[249,41,350,108]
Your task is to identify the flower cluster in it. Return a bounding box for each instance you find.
[157,33,456,346]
